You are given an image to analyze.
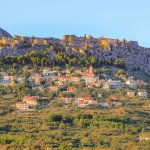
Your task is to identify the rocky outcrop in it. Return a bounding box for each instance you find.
[104,46,150,75]
[0,27,12,39]
[0,34,149,75]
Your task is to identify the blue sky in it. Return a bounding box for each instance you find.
[1,0,150,47]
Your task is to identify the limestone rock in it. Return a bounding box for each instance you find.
[0,27,12,39]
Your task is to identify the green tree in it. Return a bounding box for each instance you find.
[113,59,125,68]
[49,114,63,122]
[50,45,55,53]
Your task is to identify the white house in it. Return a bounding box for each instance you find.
[43,69,55,77]
[137,91,148,98]
[0,79,10,86]
[99,102,109,108]
[127,91,135,97]
[126,76,137,89]
[103,79,125,90]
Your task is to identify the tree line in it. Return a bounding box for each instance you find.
[0,50,125,69]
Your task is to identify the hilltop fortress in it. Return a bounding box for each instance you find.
[0,34,138,50]
[0,35,60,49]
[0,34,150,75]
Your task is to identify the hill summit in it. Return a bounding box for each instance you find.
[0,27,12,39]
[0,29,150,76]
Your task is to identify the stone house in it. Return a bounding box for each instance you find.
[82,76,97,84]
[0,75,16,86]
[111,101,123,107]
[61,97,72,104]
[109,95,117,100]
[75,97,97,107]
[53,76,71,83]
[78,101,88,107]
[0,79,11,86]
[99,102,109,108]
[70,76,81,83]
[126,76,137,89]
[137,91,148,98]
[127,91,135,97]
[0,72,8,76]
[67,86,77,92]
[48,86,59,92]
[23,96,38,106]
[43,69,55,77]
[29,74,43,84]
[83,97,93,104]
[16,102,29,111]
[87,81,102,87]
[103,79,125,90]
[56,80,63,86]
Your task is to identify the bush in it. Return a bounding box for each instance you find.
[49,114,63,122]
[0,138,12,144]
[116,69,125,75]
[113,59,125,68]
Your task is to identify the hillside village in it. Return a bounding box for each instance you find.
[0,33,149,111]
[0,65,149,111]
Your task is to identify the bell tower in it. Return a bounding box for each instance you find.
[89,65,94,73]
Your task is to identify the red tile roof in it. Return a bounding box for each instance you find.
[67,86,77,92]
[87,81,102,86]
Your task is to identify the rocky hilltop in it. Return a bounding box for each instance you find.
[0,27,12,39]
[0,29,150,75]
